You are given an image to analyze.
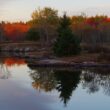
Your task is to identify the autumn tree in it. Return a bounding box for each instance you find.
[3,22,30,41]
[31,7,59,46]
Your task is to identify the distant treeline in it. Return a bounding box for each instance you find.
[0,7,110,51]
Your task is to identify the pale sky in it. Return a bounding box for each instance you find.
[0,0,110,22]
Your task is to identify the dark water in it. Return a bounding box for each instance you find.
[0,57,110,110]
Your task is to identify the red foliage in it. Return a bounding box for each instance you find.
[3,23,30,41]
[2,16,110,42]
[105,18,110,22]
[85,17,110,27]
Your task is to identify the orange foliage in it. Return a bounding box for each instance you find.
[85,17,110,27]
[106,18,110,22]
[3,23,30,41]
[1,16,110,42]
[4,58,26,67]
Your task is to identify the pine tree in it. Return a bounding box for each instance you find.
[53,14,81,57]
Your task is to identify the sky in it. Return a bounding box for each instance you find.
[0,0,110,22]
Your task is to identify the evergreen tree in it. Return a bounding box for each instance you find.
[53,14,81,57]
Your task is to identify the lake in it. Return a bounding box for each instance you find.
[0,56,110,110]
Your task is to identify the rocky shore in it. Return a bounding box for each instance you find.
[0,45,110,68]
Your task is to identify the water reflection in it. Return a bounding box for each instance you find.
[30,68,56,92]
[30,68,81,105]
[81,68,110,96]
[0,63,10,79]
[4,58,26,67]
[28,64,110,106]
[0,58,26,79]
[0,57,110,108]
[54,70,81,106]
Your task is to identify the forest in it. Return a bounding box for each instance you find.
[0,7,110,58]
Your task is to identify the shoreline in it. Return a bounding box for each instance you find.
[0,50,110,68]
[27,61,110,68]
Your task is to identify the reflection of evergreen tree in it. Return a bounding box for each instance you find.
[29,66,110,106]
[29,67,81,106]
[54,70,81,106]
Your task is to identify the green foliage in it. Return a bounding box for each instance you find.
[53,14,81,57]
[30,7,59,45]
[31,7,59,26]
[26,28,40,41]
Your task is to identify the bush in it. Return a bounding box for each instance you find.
[26,28,40,41]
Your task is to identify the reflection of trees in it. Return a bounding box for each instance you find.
[29,66,110,106]
[0,57,26,79]
[4,58,26,67]
[30,68,57,92]
[54,70,81,106]
[81,68,110,95]
[81,69,99,93]
[30,68,81,106]
[0,62,10,79]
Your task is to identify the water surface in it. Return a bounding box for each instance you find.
[0,57,110,110]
